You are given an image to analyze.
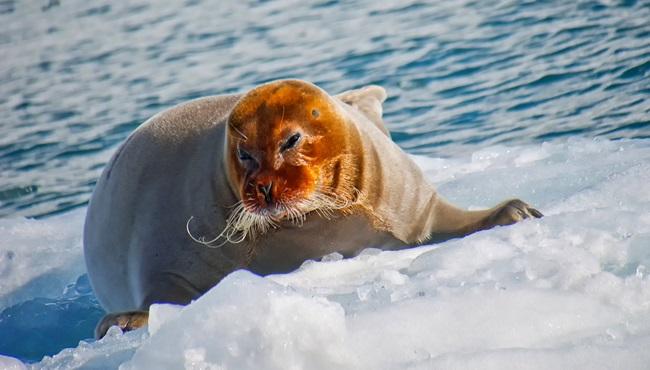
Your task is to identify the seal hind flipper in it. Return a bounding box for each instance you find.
[336,85,390,137]
[95,310,149,339]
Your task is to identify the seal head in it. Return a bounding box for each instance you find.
[224,80,360,237]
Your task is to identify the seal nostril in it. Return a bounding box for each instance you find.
[257,182,273,204]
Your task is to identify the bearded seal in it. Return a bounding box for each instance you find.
[84,79,541,338]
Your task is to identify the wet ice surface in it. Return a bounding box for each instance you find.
[2,139,649,369]
[0,210,104,362]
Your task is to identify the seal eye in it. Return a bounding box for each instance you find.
[311,109,320,118]
[281,133,301,152]
[238,148,254,162]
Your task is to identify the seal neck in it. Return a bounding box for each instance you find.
[347,111,440,245]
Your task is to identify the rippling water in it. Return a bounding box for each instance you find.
[1,0,650,363]
[1,0,650,218]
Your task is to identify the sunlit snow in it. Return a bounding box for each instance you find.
[2,139,650,369]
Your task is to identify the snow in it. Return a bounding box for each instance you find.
[2,139,650,369]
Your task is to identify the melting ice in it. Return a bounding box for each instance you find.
[2,139,650,369]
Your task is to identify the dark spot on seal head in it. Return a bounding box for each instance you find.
[311,109,320,118]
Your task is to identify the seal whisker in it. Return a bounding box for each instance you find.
[228,123,248,141]
[186,200,267,248]
[280,105,285,126]
[185,216,230,248]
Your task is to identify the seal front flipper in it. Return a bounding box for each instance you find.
[421,197,543,243]
[481,199,543,229]
[95,310,149,339]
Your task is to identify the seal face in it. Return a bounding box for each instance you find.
[223,80,359,239]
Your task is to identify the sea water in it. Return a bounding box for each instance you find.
[1,0,649,368]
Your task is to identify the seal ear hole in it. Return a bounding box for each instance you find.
[311,109,320,118]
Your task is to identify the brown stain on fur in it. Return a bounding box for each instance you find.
[226,80,365,218]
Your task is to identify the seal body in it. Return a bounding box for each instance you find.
[84,80,541,336]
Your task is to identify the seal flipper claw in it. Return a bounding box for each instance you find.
[529,207,544,218]
[484,199,543,228]
[95,310,149,339]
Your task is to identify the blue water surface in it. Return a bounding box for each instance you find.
[1,0,649,363]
